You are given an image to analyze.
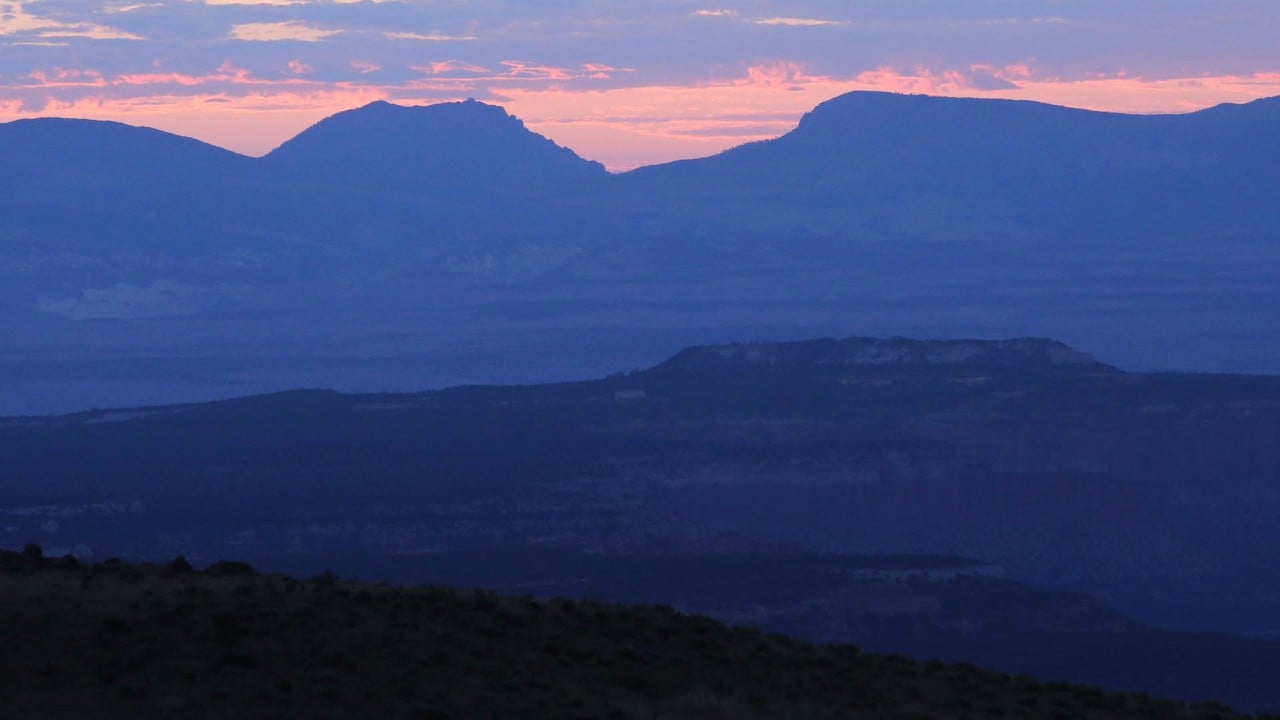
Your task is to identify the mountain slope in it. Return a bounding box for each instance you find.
[621,90,1280,238]
[3,93,1280,417]
[0,549,1268,720]
[0,117,250,186]
[265,99,607,188]
[0,118,261,271]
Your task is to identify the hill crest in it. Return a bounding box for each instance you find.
[0,116,248,178]
[654,337,1111,375]
[263,98,607,184]
[0,548,1262,720]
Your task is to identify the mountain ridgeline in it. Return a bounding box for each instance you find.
[654,337,1107,376]
[627,92,1280,234]
[2,92,1279,414]
[265,99,608,188]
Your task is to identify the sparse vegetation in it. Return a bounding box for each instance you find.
[1,550,1276,720]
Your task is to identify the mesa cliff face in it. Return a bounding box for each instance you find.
[655,337,1108,374]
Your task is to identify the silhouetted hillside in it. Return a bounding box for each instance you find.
[0,117,248,184]
[258,548,1280,712]
[0,118,259,277]
[624,91,1280,238]
[1,549,1271,720]
[265,99,607,188]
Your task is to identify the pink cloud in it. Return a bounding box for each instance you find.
[229,21,340,43]
[111,72,211,87]
[408,59,632,85]
[0,0,143,40]
[581,63,634,77]
[413,60,490,75]
[990,63,1034,80]
[490,64,1280,169]
[498,60,574,81]
[26,67,107,87]
[5,58,1280,170]
[383,31,477,42]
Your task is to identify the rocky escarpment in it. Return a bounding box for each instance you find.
[264,98,606,186]
[652,337,1113,377]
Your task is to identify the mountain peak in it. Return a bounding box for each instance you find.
[346,97,512,122]
[265,99,606,184]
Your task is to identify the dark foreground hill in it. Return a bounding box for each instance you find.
[259,548,1280,712]
[0,549,1268,720]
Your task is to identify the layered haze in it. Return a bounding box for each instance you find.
[3,92,1280,415]
[6,5,1280,715]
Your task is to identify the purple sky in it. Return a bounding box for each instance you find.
[3,0,1279,168]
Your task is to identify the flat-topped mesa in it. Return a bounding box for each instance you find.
[652,337,1115,376]
[790,91,1099,137]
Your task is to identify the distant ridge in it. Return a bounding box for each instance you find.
[264,99,607,187]
[620,89,1280,241]
[0,117,248,185]
[3,90,1280,415]
[636,90,1280,168]
[653,337,1112,375]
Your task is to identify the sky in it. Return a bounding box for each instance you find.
[2,1,1279,170]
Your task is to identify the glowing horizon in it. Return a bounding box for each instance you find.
[3,1,1279,170]
[4,72,1279,172]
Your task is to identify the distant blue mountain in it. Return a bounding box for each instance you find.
[2,92,1279,414]
[0,117,247,182]
[0,118,256,269]
[265,99,606,188]
[623,91,1280,240]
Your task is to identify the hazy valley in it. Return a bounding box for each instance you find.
[4,336,1280,709]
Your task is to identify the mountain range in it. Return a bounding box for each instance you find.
[3,92,1279,414]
